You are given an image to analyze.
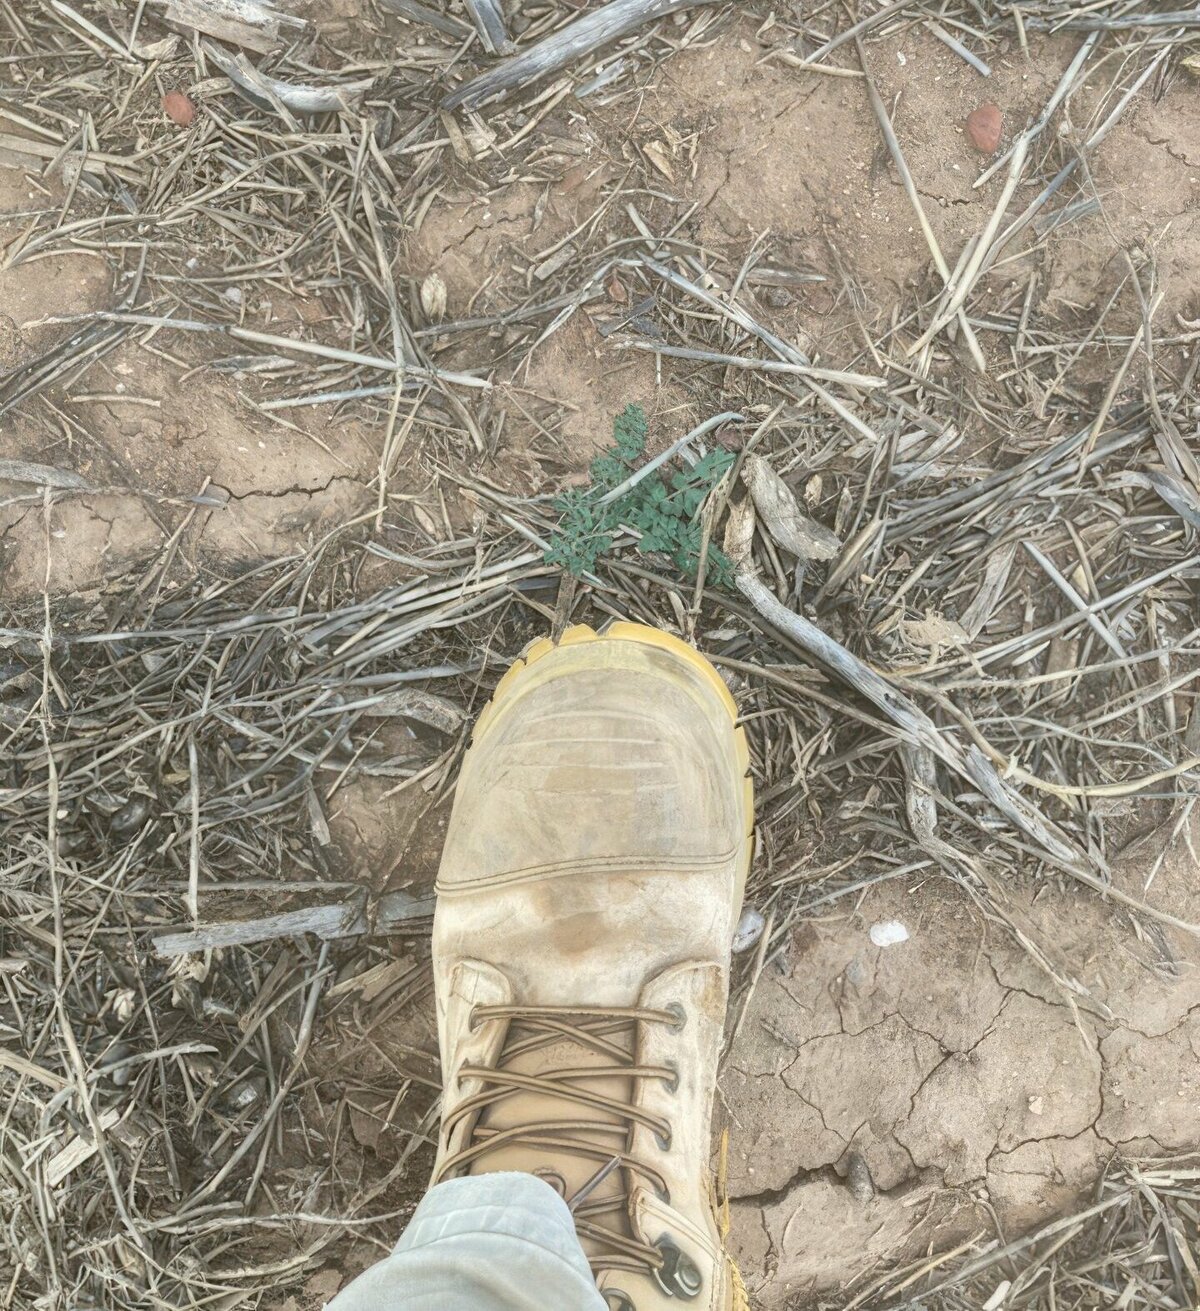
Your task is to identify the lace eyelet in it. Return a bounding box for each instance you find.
[654,1237,703,1299]
[654,1126,672,1151]
[662,1061,679,1093]
[664,1002,686,1031]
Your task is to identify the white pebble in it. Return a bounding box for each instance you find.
[732,906,766,954]
[869,919,909,948]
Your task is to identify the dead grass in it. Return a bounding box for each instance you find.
[856,1156,1200,1310]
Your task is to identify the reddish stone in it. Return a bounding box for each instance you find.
[162,90,196,128]
[966,103,1002,154]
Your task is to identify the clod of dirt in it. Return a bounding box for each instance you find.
[162,90,196,126]
[966,103,1003,154]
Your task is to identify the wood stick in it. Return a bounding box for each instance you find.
[463,0,512,53]
[857,47,985,373]
[616,340,884,390]
[375,0,470,38]
[205,41,373,115]
[924,20,990,76]
[0,459,92,490]
[639,254,810,366]
[443,0,724,110]
[733,570,1092,876]
[974,30,1099,189]
[159,0,306,54]
[801,0,925,66]
[151,888,435,956]
[907,136,1029,356]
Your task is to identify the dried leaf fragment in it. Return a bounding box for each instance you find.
[742,455,840,561]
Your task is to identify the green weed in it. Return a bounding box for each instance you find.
[544,404,735,584]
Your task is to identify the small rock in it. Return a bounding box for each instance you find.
[845,1150,875,1204]
[162,90,196,128]
[57,829,90,857]
[1028,1095,1044,1116]
[732,906,766,954]
[98,1040,134,1086]
[869,919,909,948]
[221,1075,267,1112]
[966,103,1003,154]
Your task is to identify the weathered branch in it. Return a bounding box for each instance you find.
[463,0,512,53]
[151,888,435,956]
[442,0,723,110]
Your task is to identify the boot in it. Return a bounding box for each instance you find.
[431,623,754,1311]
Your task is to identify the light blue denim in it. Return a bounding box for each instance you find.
[326,1172,608,1310]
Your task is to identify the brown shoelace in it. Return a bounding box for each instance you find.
[435,1003,682,1278]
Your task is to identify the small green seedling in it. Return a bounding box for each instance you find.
[545,405,734,584]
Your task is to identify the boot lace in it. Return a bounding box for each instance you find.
[435,1003,683,1283]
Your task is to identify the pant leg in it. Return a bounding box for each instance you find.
[326,1172,609,1311]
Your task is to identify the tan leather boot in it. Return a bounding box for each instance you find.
[431,623,753,1311]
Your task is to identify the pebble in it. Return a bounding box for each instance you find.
[732,906,766,954]
[869,919,909,948]
[966,103,1003,154]
[845,1150,875,1204]
[162,90,196,128]
[99,1040,134,1086]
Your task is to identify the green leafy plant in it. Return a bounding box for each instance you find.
[545,404,735,584]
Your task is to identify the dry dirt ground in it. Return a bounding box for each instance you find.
[723,824,1200,1304]
[3,9,1200,1309]
[6,24,1200,598]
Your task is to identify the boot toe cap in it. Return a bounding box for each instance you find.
[438,627,750,891]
